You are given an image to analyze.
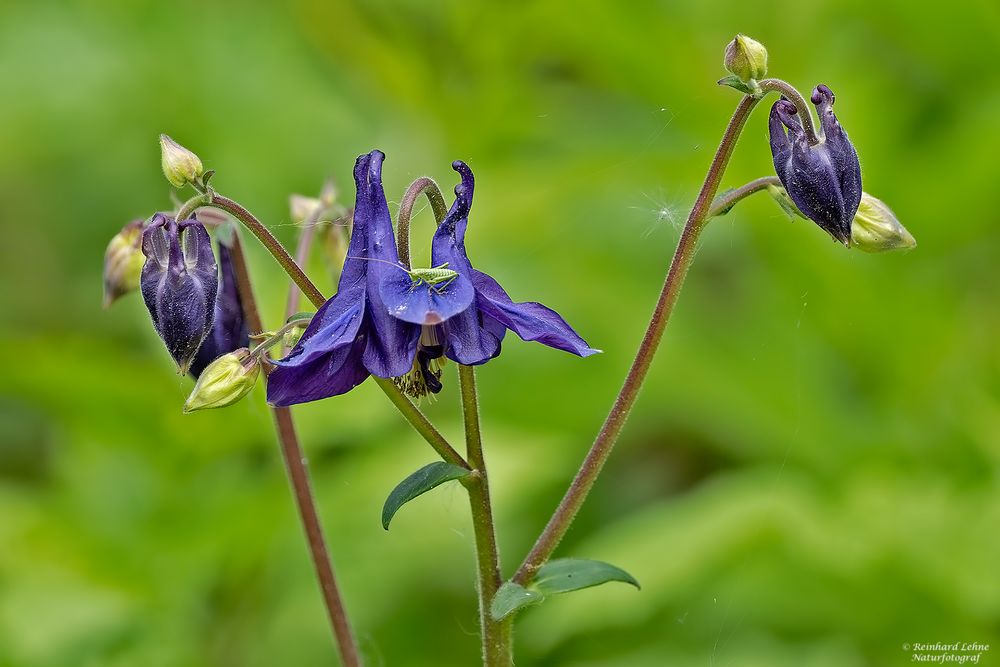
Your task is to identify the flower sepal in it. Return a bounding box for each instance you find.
[769,85,862,244]
[188,238,249,377]
[140,214,219,374]
[718,74,759,97]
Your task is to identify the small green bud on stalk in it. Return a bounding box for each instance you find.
[160,134,204,188]
[183,348,260,413]
[850,193,916,252]
[724,34,768,84]
[103,220,145,308]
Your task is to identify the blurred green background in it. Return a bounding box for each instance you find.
[2,0,998,665]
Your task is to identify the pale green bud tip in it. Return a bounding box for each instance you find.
[850,193,916,253]
[183,349,260,413]
[159,134,204,188]
[289,194,322,224]
[103,220,145,308]
[724,34,768,83]
[319,178,338,208]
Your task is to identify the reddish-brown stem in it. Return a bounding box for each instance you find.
[228,232,363,667]
[513,94,761,585]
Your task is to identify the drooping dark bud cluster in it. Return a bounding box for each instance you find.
[140,214,219,374]
[769,85,862,244]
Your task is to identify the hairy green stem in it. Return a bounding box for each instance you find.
[513,93,762,585]
[373,376,470,468]
[394,178,509,661]
[174,190,211,221]
[228,231,363,667]
[176,190,468,468]
[708,175,781,218]
[458,365,511,666]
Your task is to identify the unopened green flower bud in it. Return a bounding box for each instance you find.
[159,134,204,188]
[103,219,145,308]
[850,193,916,253]
[183,348,259,413]
[724,34,768,83]
[289,194,322,224]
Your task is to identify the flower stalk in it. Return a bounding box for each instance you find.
[395,176,510,663]
[226,231,363,667]
[708,176,781,218]
[514,92,762,584]
[459,365,511,666]
[397,176,448,268]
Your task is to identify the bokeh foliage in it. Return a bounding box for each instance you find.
[1,0,998,665]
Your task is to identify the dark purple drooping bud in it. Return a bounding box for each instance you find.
[769,85,862,244]
[188,240,249,378]
[140,214,218,374]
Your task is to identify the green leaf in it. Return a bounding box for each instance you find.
[490,581,542,621]
[533,558,640,595]
[285,311,315,324]
[489,560,639,622]
[717,74,757,96]
[381,462,470,530]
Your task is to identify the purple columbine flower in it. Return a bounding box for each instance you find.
[267,151,421,406]
[140,214,219,374]
[380,160,599,380]
[188,240,248,378]
[769,84,862,244]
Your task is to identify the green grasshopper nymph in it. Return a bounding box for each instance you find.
[346,256,459,294]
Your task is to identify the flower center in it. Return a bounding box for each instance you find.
[392,325,447,399]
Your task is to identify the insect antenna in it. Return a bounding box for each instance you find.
[345,255,411,273]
